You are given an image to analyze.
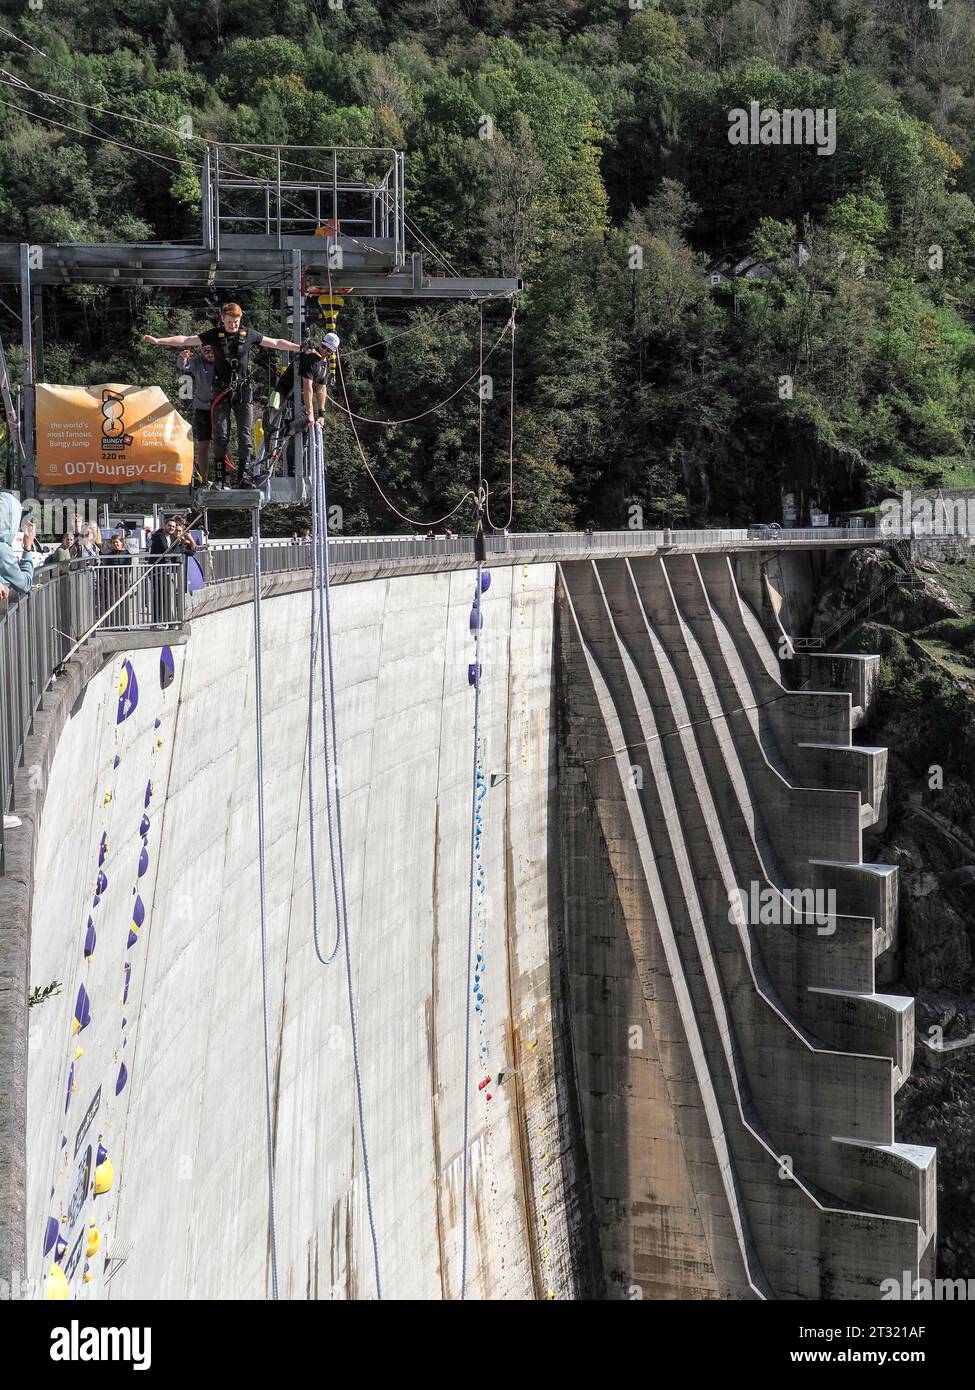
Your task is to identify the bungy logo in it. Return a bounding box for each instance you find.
[100,389,134,459]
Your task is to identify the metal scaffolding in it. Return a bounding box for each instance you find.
[0,145,521,506]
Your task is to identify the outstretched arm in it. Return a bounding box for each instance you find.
[259,336,303,352]
[142,334,202,348]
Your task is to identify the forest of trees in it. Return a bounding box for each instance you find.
[2,0,975,532]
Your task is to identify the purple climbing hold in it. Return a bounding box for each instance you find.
[96,870,108,896]
[139,814,150,838]
[468,663,482,686]
[138,845,149,878]
[160,646,175,690]
[97,1142,108,1166]
[154,718,161,730]
[43,1216,59,1257]
[144,780,153,809]
[115,1063,128,1096]
[469,605,483,632]
[98,832,108,867]
[74,984,91,1034]
[64,1064,74,1114]
[84,918,96,960]
[113,754,120,769]
[116,660,139,724]
[480,570,491,592]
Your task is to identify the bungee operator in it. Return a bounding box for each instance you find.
[142,303,304,487]
[253,330,339,482]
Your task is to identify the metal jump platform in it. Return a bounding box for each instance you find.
[0,145,522,506]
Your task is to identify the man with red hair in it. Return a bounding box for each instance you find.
[143,303,303,487]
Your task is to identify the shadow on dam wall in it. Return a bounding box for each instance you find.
[10,550,935,1300]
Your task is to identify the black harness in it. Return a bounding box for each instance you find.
[212,328,253,398]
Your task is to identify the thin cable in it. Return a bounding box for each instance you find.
[315,426,383,1298]
[330,313,514,426]
[325,254,478,527]
[0,93,185,164]
[460,561,483,1300]
[484,300,516,533]
[306,427,340,966]
[251,509,280,1302]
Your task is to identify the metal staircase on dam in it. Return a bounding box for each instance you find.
[556,553,935,1300]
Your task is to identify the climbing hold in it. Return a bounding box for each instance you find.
[86,1226,101,1258]
[73,985,91,1035]
[122,963,131,1006]
[103,790,112,807]
[469,605,483,632]
[96,1142,108,1166]
[480,571,491,593]
[98,832,108,866]
[478,1077,491,1091]
[116,660,139,724]
[467,664,482,686]
[93,1155,114,1196]
[127,896,145,949]
[138,846,149,878]
[74,1047,84,1062]
[95,870,108,896]
[144,780,153,808]
[83,1270,93,1285]
[160,646,175,690]
[485,1093,492,1102]
[83,919,96,960]
[115,1063,128,1096]
[64,1065,75,1114]
[156,737,164,750]
[44,1264,69,1300]
[113,755,120,769]
[43,1216,59,1258]
[139,814,150,838]
[154,718,161,730]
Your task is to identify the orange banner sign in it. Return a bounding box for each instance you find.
[36,383,193,488]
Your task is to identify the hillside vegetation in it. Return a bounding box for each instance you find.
[2,1,975,530]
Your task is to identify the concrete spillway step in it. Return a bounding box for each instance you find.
[557,557,935,1298]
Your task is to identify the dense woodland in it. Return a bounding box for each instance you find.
[2,0,975,531]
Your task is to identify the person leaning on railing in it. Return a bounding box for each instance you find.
[0,490,38,602]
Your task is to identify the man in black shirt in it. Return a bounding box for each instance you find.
[255,331,339,481]
[143,303,304,487]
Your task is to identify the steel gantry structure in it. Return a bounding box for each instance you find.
[0,145,521,508]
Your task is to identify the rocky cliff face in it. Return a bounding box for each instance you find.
[808,547,975,1278]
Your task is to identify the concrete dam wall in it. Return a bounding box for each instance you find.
[20,552,934,1299]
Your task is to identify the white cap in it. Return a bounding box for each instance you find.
[322,332,340,352]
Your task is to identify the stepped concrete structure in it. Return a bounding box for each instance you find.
[2,543,935,1300]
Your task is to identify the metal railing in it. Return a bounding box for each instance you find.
[203,144,407,265]
[0,558,184,873]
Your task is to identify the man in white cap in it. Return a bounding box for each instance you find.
[254,331,340,481]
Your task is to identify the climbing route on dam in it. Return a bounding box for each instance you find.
[41,646,176,1298]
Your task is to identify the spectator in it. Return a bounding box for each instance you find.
[176,343,217,485]
[76,528,101,564]
[0,491,38,595]
[48,532,75,567]
[149,517,181,559]
[291,531,302,544]
[443,527,455,540]
[302,528,312,543]
[425,529,435,541]
[98,535,133,622]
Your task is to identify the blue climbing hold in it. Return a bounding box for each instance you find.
[480,570,491,593]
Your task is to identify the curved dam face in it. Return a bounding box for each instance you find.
[20,550,935,1300]
[26,564,577,1300]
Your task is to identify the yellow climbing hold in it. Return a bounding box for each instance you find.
[103,791,112,806]
[156,737,163,750]
[74,1047,84,1061]
[118,666,129,696]
[86,1226,101,1258]
[44,1264,69,1300]
[82,1271,93,1284]
[93,1157,114,1196]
